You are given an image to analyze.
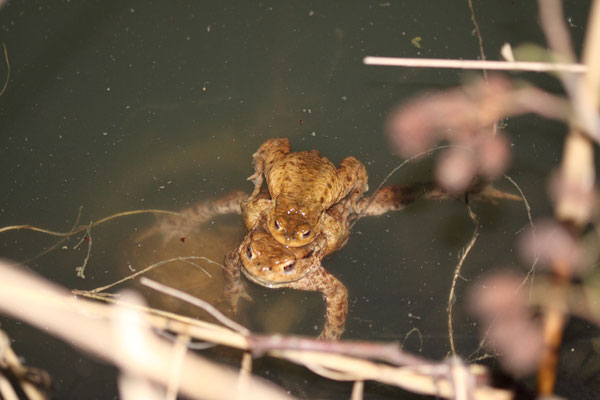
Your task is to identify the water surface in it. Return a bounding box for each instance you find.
[0,1,595,398]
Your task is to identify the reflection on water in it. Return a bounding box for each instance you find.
[0,1,596,398]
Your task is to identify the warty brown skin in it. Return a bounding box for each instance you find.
[245,137,368,247]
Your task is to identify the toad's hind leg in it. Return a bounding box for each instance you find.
[247,138,291,197]
[136,190,248,245]
[290,266,348,340]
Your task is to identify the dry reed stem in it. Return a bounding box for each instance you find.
[535,0,599,395]
[140,277,249,335]
[85,279,510,399]
[271,350,510,400]
[539,0,577,62]
[0,260,511,399]
[73,289,248,349]
[0,261,291,400]
[0,330,48,400]
[532,279,600,327]
[450,356,476,400]
[0,375,18,400]
[448,202,480,355]
[351,380,364,400]
[118,373,163,400]
[363,56,586,72]
[238,352,253,400]
[114,294,166,400]
[166,333,189,400]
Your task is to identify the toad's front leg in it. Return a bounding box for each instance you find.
[290,266,348,340]
[337,156,369,205]
[247,137,290,198]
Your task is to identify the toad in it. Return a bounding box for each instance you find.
[244,138,368,247]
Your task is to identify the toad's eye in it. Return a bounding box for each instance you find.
[273,219,281,230]
[245,245,253,259]
[283,262,295,272]
[301,229,311,239]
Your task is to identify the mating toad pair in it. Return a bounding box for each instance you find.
[224,137,370,340]
[151,138,516,339]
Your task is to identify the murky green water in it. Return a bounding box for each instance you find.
[0,1,596,398]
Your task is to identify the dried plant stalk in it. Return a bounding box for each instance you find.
[0,260,512,400]
[536,0,599,395]
[363,56,586,73]
[0,260,291,400]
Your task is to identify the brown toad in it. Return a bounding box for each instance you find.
[244,138,368,247]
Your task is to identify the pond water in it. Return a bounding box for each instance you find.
[0,1,596,399]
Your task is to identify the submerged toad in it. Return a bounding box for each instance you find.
[244,138,368,247]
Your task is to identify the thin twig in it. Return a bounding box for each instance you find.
[23,206,84,264]
[402,327,423,352]
[140,277,250,335]
[466,0,500,137]
[467,0,487,78]
[0,42,10,97]
[448,201,480,355]
[363,56,586,72]
[504,175,538,297]
[75,223,93,279]
[0,209,181,236]
[88,256,218,294]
